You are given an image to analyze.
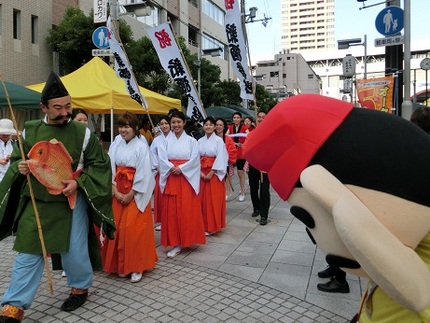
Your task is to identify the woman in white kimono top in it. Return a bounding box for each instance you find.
[198,117,228,235]
[101,113,157,283]
[150,115,171,227]
[158,110,206,258]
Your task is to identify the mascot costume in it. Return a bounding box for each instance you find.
[243,94,430,322]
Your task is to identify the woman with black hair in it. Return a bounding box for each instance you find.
[158,110,206,258]
[215,118,237,199]
[198,117,228,235]
[150,115,171,230]
[102,112,157,283]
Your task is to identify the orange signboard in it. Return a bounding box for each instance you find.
[356,76,395,114]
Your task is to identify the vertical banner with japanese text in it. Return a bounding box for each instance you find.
[147,23,205,122]
[224,0,253,101]
[93,0,107,23]
[356,76,395,114]
[107,17,148,110]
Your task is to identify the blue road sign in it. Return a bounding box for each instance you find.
[92,26,109,49]
[375,6,404,37]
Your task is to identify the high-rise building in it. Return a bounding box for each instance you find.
[280,0,336,53]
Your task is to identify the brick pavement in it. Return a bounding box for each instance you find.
[0,236,350,322]
[0,176,360,322]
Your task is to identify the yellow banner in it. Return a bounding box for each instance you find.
[356,76,395,114]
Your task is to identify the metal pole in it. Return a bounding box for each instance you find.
[363,34,367,79]
[401,0,413,118]
[426,70,429,106]
[198,45,201,95]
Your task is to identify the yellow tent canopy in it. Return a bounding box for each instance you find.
[27,57,181,114]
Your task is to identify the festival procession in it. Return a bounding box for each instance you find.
[0,0,429,322]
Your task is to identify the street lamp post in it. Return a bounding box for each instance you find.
[195,47,222,96]
[337,35,368,79]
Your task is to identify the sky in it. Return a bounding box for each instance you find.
[244,0,429,63]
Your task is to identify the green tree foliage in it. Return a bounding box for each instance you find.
[46,7,133,74]
[213,80,241,106]
[46,8,277,112]
[46,7,93,74]
[253,84,278,112]
[126,37,171,94]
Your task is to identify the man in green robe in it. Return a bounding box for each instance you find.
[0,72,115,322]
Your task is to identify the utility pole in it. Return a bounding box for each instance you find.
[401,0,412,119]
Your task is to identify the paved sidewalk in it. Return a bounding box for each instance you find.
[0,178,364,322]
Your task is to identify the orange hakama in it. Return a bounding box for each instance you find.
[200,156,226,233]
[102,166,158,275]
[160,160,206,247]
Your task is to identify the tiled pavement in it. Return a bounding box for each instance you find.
[0,177,365,322]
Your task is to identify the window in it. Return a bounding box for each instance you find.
[31,15,38,44]
[308,74,314,79]
[13,9,21,40]
[202,34,224,57]
[202,0,224,26]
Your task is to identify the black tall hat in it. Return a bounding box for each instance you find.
[41,71,69,102]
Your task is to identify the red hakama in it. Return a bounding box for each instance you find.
[200,156,226,233]
[160,160,206,247]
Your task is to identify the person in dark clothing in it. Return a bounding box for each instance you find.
[410,106,430,134]
[246,111,270,226]
[317,265,350,293]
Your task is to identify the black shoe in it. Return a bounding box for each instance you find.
[60,291,88,312]
[317,278,349,293]
[318,266,337,278]
[259,217,268,226]
[0,316,21,323]
[251,210,260,217]
[0,305,24,322]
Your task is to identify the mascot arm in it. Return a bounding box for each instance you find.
[334,197,430,312]
[301,165,430,312]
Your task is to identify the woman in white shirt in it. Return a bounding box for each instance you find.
[158,110,206,258]
[102,112,157,283]
[198,117,228,235]
[150,115,171,229]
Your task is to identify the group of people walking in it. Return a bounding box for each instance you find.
[0,71,272,322]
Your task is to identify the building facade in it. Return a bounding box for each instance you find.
[280,0,336,53]
[254,50,322,100]
[0,0,77,85]
[1,0,235,85]
[120,0,234,81]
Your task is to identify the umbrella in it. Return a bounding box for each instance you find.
[205,106,239,122]
[225,105,256,119]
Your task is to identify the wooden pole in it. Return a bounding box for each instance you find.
[240,0,258,123]
[110,17,156,129]
[0,76,53,294]
[240,1,262,182]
